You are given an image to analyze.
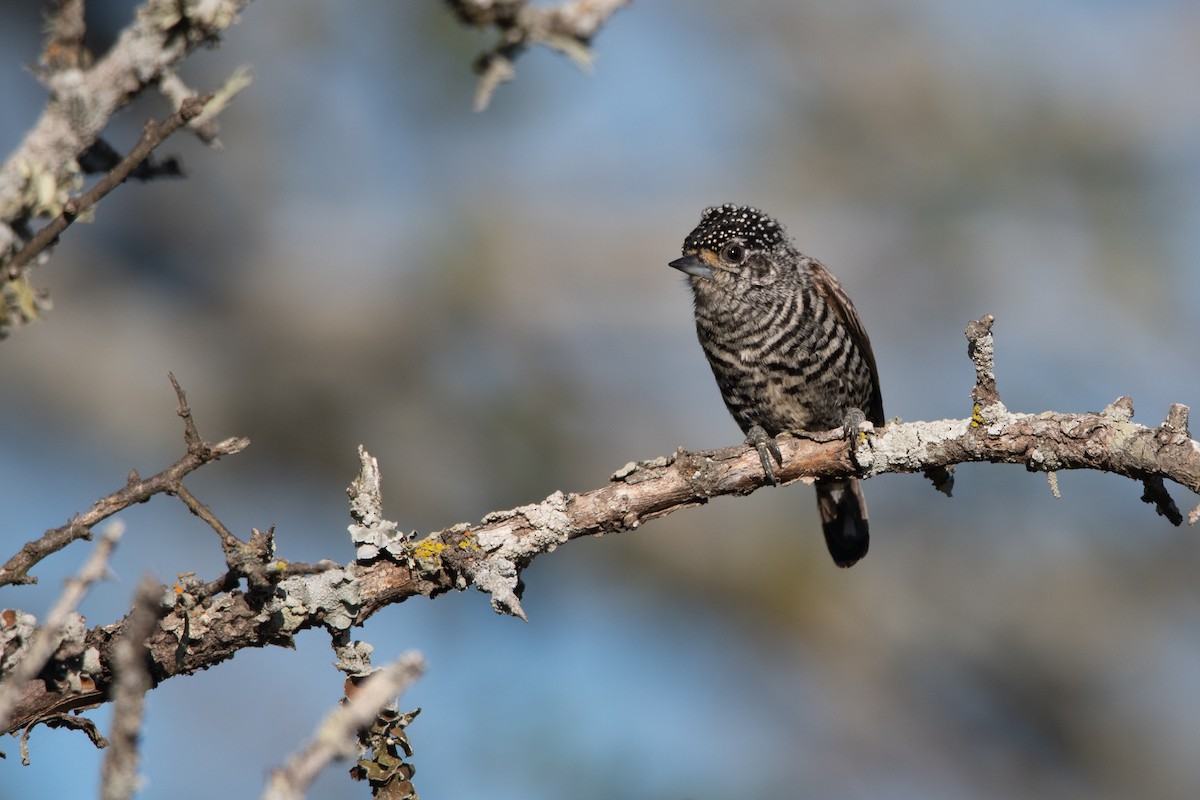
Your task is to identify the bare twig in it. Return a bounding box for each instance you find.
[99,576,163,800]
[173,484,245,560]
[4,95,212,281]
[0,375,249,587]
[20,713,107,765]
[168,371,204,454]
[0,522,124,731]
[263,653,426,800]
[158,67,253,147]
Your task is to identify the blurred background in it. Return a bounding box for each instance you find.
[2,0,1199,797]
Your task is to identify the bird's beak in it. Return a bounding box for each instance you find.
[669,254,712,279]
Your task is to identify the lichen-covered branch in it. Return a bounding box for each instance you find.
[263,653,425,800]
[0,0,253,244]
[0,0,254,335]
[351,390,1199,621]
[98,576,162,800]
[3,317,1197,748]
[3,94,212,283]
[445,0,631,110]
[0,0,625,335]
[0,522,124,732]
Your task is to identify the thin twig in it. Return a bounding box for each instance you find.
[4,95,212,281]
[174,484,243,556]
[0,374,249,587]
[168,371,205,454]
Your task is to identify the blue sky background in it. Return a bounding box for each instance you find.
[2,1,1199,798]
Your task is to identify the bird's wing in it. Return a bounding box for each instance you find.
[807,258,885,426]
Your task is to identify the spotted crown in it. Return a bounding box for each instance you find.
[681,204,788,255]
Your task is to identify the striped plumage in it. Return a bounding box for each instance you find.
[670,204,883,567]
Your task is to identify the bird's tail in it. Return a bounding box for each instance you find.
[814,477,870,567]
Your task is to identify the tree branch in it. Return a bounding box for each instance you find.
[0,0,254,250]
[445,0,631,110]
[0,375,250,587]
[263,653,425,800]
[3,95,212,282]
[99,576,162,800]
[0,0,254,336]
[3,317,1197,745]
[0,522,124,732]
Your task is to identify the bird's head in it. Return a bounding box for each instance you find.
[669,204,799,303]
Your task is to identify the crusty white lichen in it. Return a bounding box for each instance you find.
[348,446,413,563]
[278,569,360,633]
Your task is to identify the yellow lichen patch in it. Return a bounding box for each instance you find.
[411,538,447,561]
[457,533,482,552]
[971,404,986,428]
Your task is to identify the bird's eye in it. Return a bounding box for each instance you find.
[721,242,746,264]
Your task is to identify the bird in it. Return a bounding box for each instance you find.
[669,204,884,567]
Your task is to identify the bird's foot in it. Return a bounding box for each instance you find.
[842,407,867,443]
[745,424,783,485]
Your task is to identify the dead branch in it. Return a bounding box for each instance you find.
[444,0,631,110]
[0,376,250,588]
[98,576,162,800]
[0,0,254,256]
[263,653,425,800]
[1,317,1196,741]
[0,0,253,336]
[3,95,212,281]
[0,522,124,732]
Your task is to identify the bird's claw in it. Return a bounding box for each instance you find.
[842,407,867,443]
[746,424,783,485]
